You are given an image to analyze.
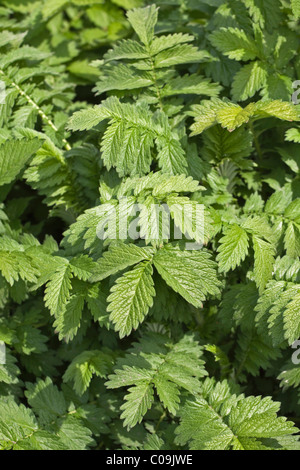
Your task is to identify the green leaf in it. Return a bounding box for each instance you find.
[96,65,153,95]
[104,40,148,62]
[217,224,249,273]
[217,102,255,131]
[107,260,155,337]
[252,235,275,293]
[119,382,154,429]
[0,251,39,286]
[44,261,72,317]
[53,294,85,342]
[254,100,300,121]
[232,61,267,101]
[210,27,259,61]
[0,399,38,448]
[149,33,194,56]
[154,45,211,68]
[67,105,111,131]
[175,378,299,450]
[153,245,221,307]
[291,0,300,18]
[107,333,206,428]
[161,75,222,98]
[0,349,20,385]
[25,378,67,425]
[63,351,112,395]
[51,416,94,450]
[69,255,97,281]
[190,99,299,135]
[127,6,158,46]
[91,243,154,282]
[0,139,42,186]
[156,136,187,175]
[284,222,300,258]
[167,196,206,244]
[284,292,300,345]
[243,0,282,28]
[285,128,300,143]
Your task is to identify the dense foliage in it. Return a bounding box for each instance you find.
[0,0,300,451]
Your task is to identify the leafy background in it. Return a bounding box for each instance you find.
[0,0,300,450]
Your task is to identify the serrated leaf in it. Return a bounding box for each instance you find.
[153,245,221,307]
[25,378,67,425]
[91,243,154,282]
[217,102,255,131]
[175,378,298,450]
[107,333,206,429]
[156,136,187,175]
[284,292,300,345]
[291,0,300,18]
[253,235,275,293]
[0,139,42,186]
[127,5,158,46]
[210,27,259,61]
[107,260,155,337]
[44,261,72,317]
[70,255,96,281]
[63,351,112,395]
[232,61,267,101]
[53,294,85,342]
[217,224,249,272]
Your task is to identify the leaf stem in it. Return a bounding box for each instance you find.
[146,48,164,111]
[249,120,263,160]
[155,410,167,432]
[0,69,71,151]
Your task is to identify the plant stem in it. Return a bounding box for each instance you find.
[155,410,167,432]
[249,120,263,161]
[0,69,71,152]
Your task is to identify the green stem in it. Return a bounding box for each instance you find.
[155,410,167,432]
[0,69,71,152]
[249,121,263,161]
[146,47,164,111]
